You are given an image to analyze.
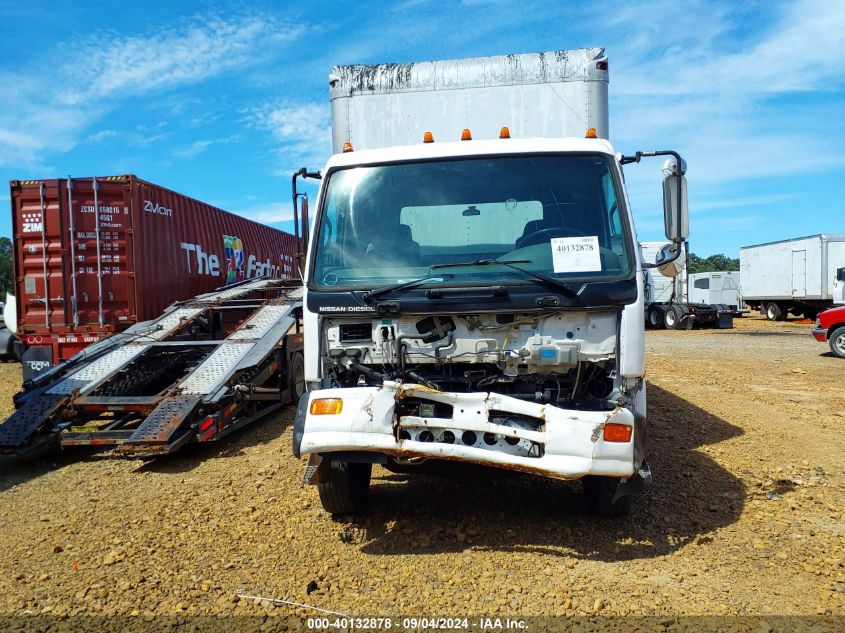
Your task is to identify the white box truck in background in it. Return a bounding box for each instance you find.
[688,271,743,309]
[291,48,690,517]
[741,234,845,320]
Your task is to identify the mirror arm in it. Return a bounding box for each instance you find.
[620,150,686,175]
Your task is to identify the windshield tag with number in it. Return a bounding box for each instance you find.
[551,236,601,273]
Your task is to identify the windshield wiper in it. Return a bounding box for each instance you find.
[431,259,580,299]
[363,275,447,303]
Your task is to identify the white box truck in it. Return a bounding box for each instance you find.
[291,48,689,517]
[688,271,743,310]
[740,234,845,320]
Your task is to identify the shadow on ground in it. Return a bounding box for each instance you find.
[0,407,293,490]
[342,384,746,563]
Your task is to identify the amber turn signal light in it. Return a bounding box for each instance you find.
[310,398,343,415]
[499,126,510,139]
[423,131,434,143]
[585,128,598,139]
[461,128,472,141]
[603,423,632,442]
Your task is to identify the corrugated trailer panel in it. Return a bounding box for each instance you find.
[11,175,298,373]
[130,177,298,321]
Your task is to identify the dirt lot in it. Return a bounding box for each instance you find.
[0,315,842,622]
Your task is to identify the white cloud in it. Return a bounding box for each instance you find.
[0,14,306,168]
[86,129,117,143]
[231,201,294,225]
[249,102,333,175]
[174,135,239,159]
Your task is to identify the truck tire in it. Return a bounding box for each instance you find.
[664,305,683,330]
[288,352,306,401]
[582,475,632,517]
[647,306,665,329]
[317,460,372,514]
[829,326,845,359]
[802,309,819,321]
[764,302,784,321]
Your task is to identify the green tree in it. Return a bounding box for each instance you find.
[687,252,739,274]
[0,237,12,297]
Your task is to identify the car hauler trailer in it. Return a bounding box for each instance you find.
[740,234,845,320]
[290,48,690,517]
[0,278,304,457]
[10,175,299,381]
[640,241,736,329]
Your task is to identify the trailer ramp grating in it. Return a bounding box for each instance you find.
[0,394,67,448]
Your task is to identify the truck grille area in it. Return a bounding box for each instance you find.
[339,323,373,342]
[397,425,544,458]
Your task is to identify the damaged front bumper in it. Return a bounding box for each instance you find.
[294,382,642,480]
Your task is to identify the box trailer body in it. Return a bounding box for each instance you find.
[292,48,690,517]
[688,271,742,308]
[329,48,609,152]
[740,234,845,320]
[11,175,299,379]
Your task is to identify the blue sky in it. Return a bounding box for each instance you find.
[1,0,843,257]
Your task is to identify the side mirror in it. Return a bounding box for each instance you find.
[837,267,845,282]
[662,158,689,242]
[655,243,686,278]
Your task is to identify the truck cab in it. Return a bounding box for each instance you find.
[291,50,688,517]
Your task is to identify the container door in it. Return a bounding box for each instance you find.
[69,178,134,329]
[13,181,68,334]
[791,250,806,298]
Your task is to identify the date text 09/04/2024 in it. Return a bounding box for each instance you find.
[306,617,528,630]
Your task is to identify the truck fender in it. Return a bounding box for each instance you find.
[291,391,310,458]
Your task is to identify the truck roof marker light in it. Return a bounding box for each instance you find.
[310,398,343,415]
[423,131,434,143]
[585,128,598,139]
[603,422,633,443]
[499,127,510,139]
[596,60,608,71]
[461,128,472,141]
[342,142,354,153]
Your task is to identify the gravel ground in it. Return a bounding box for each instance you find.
[0,314,842,623]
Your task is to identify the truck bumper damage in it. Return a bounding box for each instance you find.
[295,382,641,480]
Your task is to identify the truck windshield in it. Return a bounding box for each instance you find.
[311,154,632,290]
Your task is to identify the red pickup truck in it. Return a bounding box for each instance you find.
[813,305,845,358]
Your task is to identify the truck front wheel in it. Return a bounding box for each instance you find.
[582,476,632,517]
[829,326,845,359]
[317,460,372,514]
[764,302,784,321]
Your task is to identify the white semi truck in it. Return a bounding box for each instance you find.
[291,49,688,517]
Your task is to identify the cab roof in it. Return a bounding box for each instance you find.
[323,137,617,170]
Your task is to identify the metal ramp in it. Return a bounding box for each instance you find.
[0,278,304,458]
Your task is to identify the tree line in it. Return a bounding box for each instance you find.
[687,252,739,274]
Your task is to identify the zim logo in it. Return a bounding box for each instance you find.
[143,200,173,218]
[22,212,43,233]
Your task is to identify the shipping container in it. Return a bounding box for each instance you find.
[11,175,298,379]
[740,234,845,320]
